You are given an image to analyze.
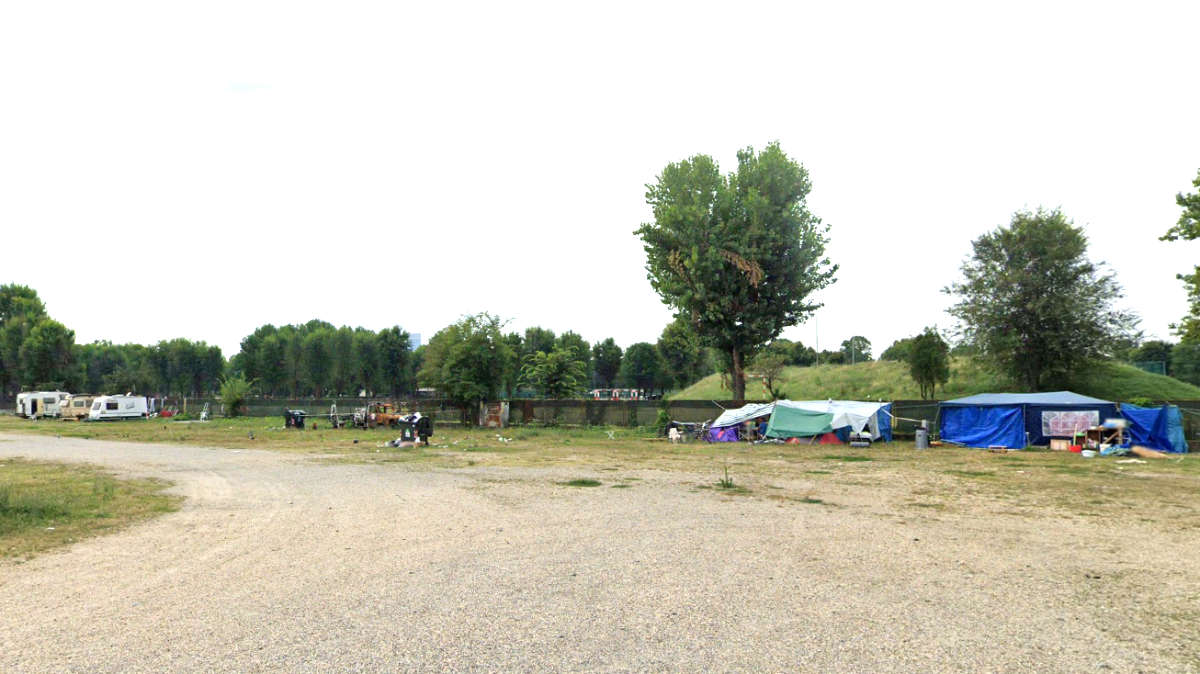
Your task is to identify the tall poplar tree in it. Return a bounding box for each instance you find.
[637,143,836,401]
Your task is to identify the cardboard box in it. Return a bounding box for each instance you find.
[1049,438,1070,451]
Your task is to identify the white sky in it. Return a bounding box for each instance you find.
[3,1,1198,360]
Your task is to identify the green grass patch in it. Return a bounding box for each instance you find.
[798,497,824,504]
[561,479,602,487]
[822,455,873,462]
[946,469,996,478]
[1,458,180,559]
[670,356,1200,402]
[610,484,631,489]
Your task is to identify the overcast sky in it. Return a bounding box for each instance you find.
[3,1,1198,361]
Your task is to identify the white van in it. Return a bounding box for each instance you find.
[88,395,149,421]
[61,394,100,420]
[17,391,69,418]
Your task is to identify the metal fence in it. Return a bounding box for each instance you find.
[4,393,1200,442]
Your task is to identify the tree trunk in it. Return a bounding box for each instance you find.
[731,347,746,404]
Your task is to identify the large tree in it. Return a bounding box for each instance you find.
[619,342,665,393]
[1162,169,1200,342]
[656,319,708,390]
[519,346,588,399]
[840,336,872,364]
[591,338,622,388]
[945,208,1136,390]
[19,318,76,388]
[419,313,514,417]
[908,327,950,400]
[0,284,48,395]
[637,143,836,401]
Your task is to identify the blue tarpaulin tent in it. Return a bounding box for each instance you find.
[940,392,1118,449]
[1121,404,1189,453]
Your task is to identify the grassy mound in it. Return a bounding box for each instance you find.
[671,357,1200,402]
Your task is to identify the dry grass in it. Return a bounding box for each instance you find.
[3,415,1197,527]
[0,457,180,560]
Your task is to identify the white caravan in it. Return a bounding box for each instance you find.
[16,391,69,418]
[88,395,149,421]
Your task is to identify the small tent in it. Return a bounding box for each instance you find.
[764,400,893,442]
[1121,404,1189,453]
[940,391,1118,449]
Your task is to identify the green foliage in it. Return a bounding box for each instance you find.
[419,313,515,412]
[880,336,918,362]
[908,327,950,399]
[636,142,837,400]
[785,339,818,367]
[1171,343,1200,386]
[19,319,76,389]
[522,326,556,359]
[1158,167,1200,342]
[376,326,414,397]
[233,321,410,398]
[818,350,845,365]
[591,338,623,388]
[0,285,50,395]
[555,331,591,384]
[750,341,793,399]
[219,375,253,417]
[945,207,1136,391]
[1163,168,1200,243]
[656,318,708,390]
[619,342,665,392]
[672,356,1200,402]
[840,336,872,364]
[519,346,588,399]
[1129,340,1174,373]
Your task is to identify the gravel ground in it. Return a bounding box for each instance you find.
[1,433,1197,673]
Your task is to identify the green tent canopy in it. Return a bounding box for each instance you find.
[764,406,834,439]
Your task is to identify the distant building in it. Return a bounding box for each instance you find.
[409,333,421,350]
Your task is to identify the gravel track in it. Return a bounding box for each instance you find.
[1,433,1197,672]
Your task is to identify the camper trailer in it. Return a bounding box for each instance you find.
[16,391,70,418]
[88,395,149,421]
[61,394,100,420]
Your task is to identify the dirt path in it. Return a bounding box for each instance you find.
[1,433,1197,672]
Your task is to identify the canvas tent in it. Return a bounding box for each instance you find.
[939,391,1118,449]
[764,400,893,442]
[1121,404,1188,454]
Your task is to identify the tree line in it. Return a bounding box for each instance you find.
[6,155,1198,408]
[0,285,224,398]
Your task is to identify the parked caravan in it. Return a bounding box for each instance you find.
[15,392,31,417]
[17,391,69,418]
[61,394,100,420]
[88,395,149,421]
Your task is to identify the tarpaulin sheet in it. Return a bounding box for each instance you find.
[707,426,739,442]
[764,406,834,439]
[712,402,776,429]
[1122,404,1188,453]
[939,405,1025,448]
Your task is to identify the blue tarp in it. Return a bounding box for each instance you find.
[940,391,1118,448]
[878,403,893,442]
[1122,404,1188,453]
[940,405,1025,448]
[1167,406,1188,454]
